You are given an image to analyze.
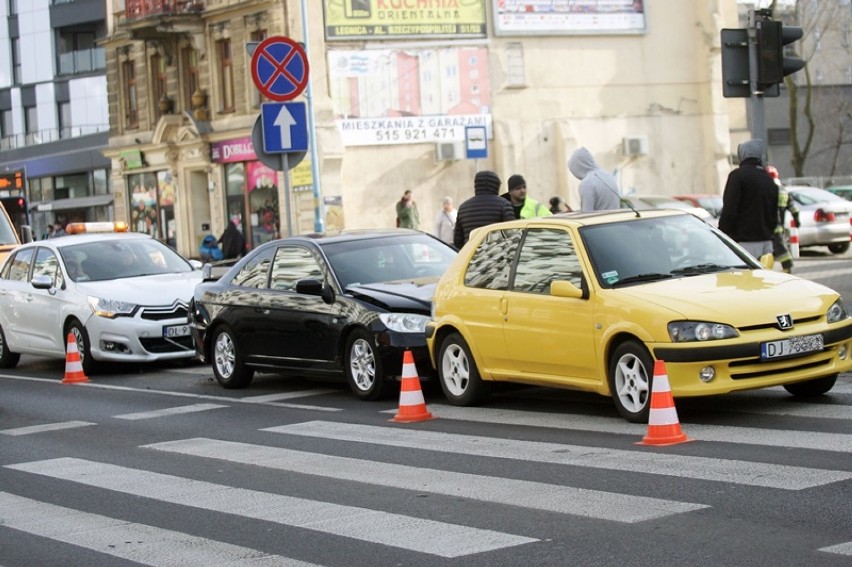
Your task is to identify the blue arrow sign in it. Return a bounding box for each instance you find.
[261,102,308,154]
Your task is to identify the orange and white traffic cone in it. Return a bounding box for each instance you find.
[62,332,89,384]
[789,219,800,259]
[391,350,434,423]
[637,359,690,446]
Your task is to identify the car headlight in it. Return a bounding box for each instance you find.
[668,321,738,342]
[379,313,431,333]
[87,296,137,318]
[827,299,848,324]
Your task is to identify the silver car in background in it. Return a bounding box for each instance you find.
[786,186,852,255]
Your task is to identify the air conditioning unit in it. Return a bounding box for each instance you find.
[436,141,464,161]
[622,136,649,157]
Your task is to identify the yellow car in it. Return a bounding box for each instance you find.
[425,210,852,422]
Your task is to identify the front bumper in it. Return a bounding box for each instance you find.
[88,314,195,363]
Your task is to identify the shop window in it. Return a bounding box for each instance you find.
[128,170,176,247]
[224,161,279,251]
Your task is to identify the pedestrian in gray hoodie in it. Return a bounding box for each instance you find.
[568,147,622,212]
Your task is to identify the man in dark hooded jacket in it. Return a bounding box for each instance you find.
[719,139,778,260]
[218,218,246,259]
[453,170,515,249]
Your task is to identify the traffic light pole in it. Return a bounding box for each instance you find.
[748,10,768,160]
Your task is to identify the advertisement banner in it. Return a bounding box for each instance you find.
[493,0,646,35]
[328,47,493,146]
[323,0,487,41]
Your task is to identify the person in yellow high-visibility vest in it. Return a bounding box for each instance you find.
[766,165,800,273]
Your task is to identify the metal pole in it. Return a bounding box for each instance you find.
[282,154,293,237]
[300,0,325,233]
[748,10,768,159]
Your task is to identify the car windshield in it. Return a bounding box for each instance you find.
[322,234,456,288]
[791,187,847,205]
[581,214,752,288]
[60,238,193,282]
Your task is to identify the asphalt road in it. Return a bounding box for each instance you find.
[0,249,851,566]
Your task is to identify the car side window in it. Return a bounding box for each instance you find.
[33,247,62,287]
[269,246,324,291]
[7,248,34,282]
[513,228,583,293]
[464,228,522,290]
[231,247,275,288]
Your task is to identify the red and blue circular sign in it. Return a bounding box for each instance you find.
[250,36,310,102]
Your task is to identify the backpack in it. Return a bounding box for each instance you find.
[199,235,224,262]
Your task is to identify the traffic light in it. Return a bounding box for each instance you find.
[721,28,750,98]
[757,19,806,91]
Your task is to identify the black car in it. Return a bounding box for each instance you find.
[189,229,457,399]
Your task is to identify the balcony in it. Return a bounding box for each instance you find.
[117,1,204,39]
[58,48,106,75]
[0,124,110,151]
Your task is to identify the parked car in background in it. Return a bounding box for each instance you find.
[0,222,202,373]
[673,194,724,219]
[786,186,852,254]
[826,185,852,202]
[426,210,852,423]
[190,229,457,400]
[621,194,715,225]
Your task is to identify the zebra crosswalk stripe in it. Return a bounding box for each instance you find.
[265,421,852,489]
[0,491,319,566]
[5,457,536,558]
[145,437,708,523]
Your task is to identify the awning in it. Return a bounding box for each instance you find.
[37,194,114,212]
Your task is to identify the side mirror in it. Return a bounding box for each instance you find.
[550,279,584,299]
[31,274,55,292]
[758,253,774,269]
[296,278,335,304]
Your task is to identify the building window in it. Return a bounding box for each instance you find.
[122,59,139,128]
[151,52,167,118]
[58,101,72,139]
[9,0,17,15]
[0,109,12,149]
[217,39,235,113]
[180,46,199,112]
[12,38,21,84]
[24,105,38,144]
[250,29,267,108]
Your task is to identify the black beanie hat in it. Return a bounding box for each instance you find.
[507,174,526,191]
[474,170,502,194]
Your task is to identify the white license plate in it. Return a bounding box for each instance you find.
[163,324,191,338]
[760,333,824,360]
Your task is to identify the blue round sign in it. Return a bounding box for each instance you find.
[250,36,310,102]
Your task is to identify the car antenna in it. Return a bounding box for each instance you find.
[607,179,640,217]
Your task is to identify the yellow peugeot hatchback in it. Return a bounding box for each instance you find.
[426,210,852,422]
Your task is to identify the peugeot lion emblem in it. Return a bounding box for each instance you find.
[776,314,794,330]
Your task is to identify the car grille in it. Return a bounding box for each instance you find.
[728,352,834,380]
[140,302,189,322]
[140,336,194,353]
[737,314,822,332]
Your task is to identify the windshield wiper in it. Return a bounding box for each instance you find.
[610,273,673,286]
[670,263,744,275]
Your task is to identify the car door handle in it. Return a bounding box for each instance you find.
[500,297,508,318]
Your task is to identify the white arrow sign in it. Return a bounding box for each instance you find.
[273,104,297,149]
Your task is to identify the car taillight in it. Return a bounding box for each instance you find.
[814,209,836,222]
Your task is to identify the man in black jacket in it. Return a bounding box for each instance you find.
[454,170,515,249]
[719,139,778,261]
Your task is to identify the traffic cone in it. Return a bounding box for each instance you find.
[637,359,690,446]
[62,332,89,384]
[391,350,434,423]
[789,219,800,259]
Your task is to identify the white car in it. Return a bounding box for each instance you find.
[786,186,852,254]
[620,194,716,225]
[0,223,202,373]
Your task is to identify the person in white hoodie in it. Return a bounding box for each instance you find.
[567,147,622,212]
[434,196,457,245]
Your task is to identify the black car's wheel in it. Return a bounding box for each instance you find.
[0,324,20,369]
[783,374,837,397]
[608,340,653,423]
[66,319,96,375]
[345,328,387,400]
[828,242,850,254]
[211,325,254,388]
[438,332,490,406]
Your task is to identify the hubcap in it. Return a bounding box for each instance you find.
[71,327,86,364]
[441,343,469,396]
[350,338,376,391]
[214,333,235,379]
[614,353,650,413]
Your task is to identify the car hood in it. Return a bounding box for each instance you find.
[75,271,203,305]
[614,270,836,324]
[345,278,438,313]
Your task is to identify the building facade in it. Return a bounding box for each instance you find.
[0,0,111,240]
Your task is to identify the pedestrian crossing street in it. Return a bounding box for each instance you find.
[2,380,852,565]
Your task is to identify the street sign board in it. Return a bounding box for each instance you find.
[261,102,308,154]
[251,117,306,171]
[250,36,310,101]
[465,125,488,159]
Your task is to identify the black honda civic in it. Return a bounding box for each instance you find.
[189,229,457,400]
